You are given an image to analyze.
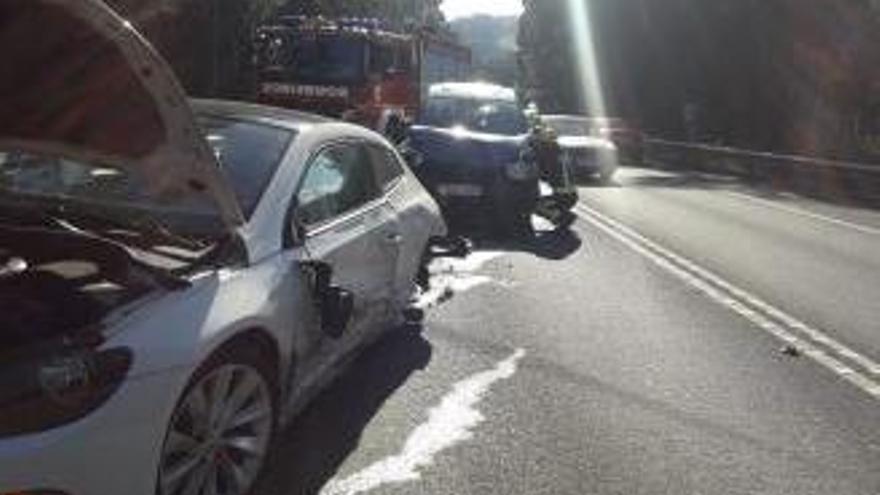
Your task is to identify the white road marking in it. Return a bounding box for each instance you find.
[723,191,880,236]
[320,349,527,495]
[532,214,557,232]
[574,203,880,399]
[438,251,506,274]
[416,252,507,309]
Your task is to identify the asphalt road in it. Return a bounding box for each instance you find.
[255,166,880,495]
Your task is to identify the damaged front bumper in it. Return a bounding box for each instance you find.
[427,235,472,260]
[0,365,186,495]
[415,236,472,292]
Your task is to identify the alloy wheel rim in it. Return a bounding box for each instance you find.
[159,364,273,495]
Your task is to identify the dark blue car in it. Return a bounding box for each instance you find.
[406,83,539,234]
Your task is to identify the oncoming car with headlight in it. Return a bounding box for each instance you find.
[406,82,540,234]
[541,114,619,183]
[0,2,446,495]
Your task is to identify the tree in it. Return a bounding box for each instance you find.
[109,0,285,97]
[518,0,577,111]
[451,14,519,86]
[519,0,880,161]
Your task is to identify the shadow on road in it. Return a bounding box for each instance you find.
[253,325,432,495]
[448,215,583,261]
[602,169,740,191]
[476,226,582,260]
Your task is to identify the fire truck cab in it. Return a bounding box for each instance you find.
[255,16,471,131]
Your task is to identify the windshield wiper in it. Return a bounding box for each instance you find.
[124,213,207,252]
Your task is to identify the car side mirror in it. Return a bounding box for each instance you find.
[302,260,353,339]
[321,286,354,338]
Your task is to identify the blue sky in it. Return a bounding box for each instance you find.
[441,0,524,20]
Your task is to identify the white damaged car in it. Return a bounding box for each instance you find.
[0,1,446,494]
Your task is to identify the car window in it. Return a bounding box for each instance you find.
[420,97,528,135]
[544,118,590,137]
[471,103,529,135]
[199,116,294,218]
[296,143,379,227]
[0,152,141,200]
[366,145,405,193]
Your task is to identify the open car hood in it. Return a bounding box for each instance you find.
[0,0,245,232]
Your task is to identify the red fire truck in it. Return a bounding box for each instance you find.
[254,16,472,130]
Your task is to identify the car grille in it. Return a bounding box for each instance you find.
[567,148,599,168]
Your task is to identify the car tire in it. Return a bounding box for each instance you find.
[156,346,277,495]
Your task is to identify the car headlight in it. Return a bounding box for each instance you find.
[0,347,132,437]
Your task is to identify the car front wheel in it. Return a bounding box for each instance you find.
[157,355,276,495]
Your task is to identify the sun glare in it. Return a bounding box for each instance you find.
[441,0,524,20]
[567,0,608,119]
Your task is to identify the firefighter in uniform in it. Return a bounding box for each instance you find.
[382,112,409,146]
[530,123,578,228]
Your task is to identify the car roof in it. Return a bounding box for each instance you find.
[429,82,517,102]
[190,98,334,131]
[190,98,395,150]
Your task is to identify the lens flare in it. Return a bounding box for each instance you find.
[566,0,620,167]
[567,0,608,119]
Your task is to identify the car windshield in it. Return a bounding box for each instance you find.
[0,150,231,248]
[0,152,147,203]
[420,97,529,135]
[260,33,366,84]
[543,117,591,137]
[198,116,294,218]
[0,117,294,234]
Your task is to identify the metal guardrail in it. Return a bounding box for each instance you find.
[644,138,880,204]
